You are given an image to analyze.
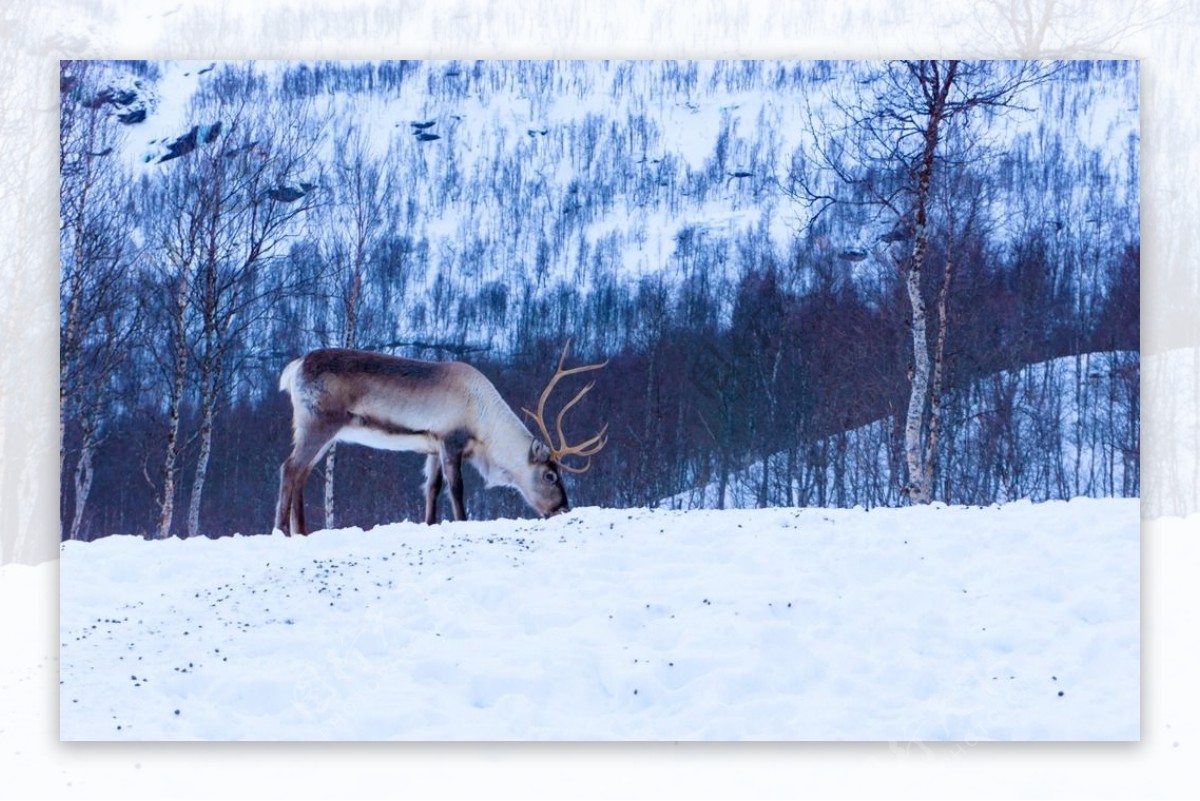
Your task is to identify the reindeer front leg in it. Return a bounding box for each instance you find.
[440,435,469,522]
[423,454,443,525]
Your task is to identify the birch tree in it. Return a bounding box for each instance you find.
[887,61,1055,503]
[319,127,393,529]
[794,60,1054,503]
[148,72,321,538]
[59,61,141,540]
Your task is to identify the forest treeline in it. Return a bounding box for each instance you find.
[59,60,1139,539]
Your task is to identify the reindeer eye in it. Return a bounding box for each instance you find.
[543,470,558,484]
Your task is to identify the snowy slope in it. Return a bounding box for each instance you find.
[666,351,1139,510]
[59,500,1138,741]
[109,61,1139,312]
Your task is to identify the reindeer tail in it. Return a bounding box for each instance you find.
[279,356,304,395]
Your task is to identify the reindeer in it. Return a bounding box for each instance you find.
[274,340,608,535]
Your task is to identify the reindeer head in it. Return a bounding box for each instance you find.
[519,339,609,517]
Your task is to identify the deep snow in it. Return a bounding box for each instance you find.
[59,500,1138,741]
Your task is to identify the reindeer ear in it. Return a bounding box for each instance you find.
[530,439,551,464]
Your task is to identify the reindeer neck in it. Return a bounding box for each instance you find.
[468,380,535,471]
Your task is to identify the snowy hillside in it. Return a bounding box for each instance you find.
[668,351,1140,510]
[84,60,1140,354]
[60,500,1138,741]
[117,59,834,309]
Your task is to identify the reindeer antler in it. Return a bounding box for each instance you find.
[522,338,609,473]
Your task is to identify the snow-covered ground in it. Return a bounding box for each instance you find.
[59,499,1138,741]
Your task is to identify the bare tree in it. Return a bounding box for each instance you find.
[317,126,393,529]
[147,72,322,538]
[59,61,141,540]
[893,62,1060,503]
[966,0,1176,58]
[792,60,1055,503]
[144,167,202,539]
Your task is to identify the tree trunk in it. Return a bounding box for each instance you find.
[834,430,848,507]
[68,420,97,541]
[323,444,337,529]
[156,269,190,540]
[59,105,99,480]
[716,460,728,510]
[324,230,366,530]
[902,60,956,505]
[185,160,228,540]
[642,348,657,505]
[922,245,956,500]
[60,290,81,479]
[186,376,217,539]
[785,446,796,507]
[902,251,933,503]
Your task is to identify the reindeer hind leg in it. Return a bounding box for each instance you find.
[279,416,341,536]
[275,460,297,535]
